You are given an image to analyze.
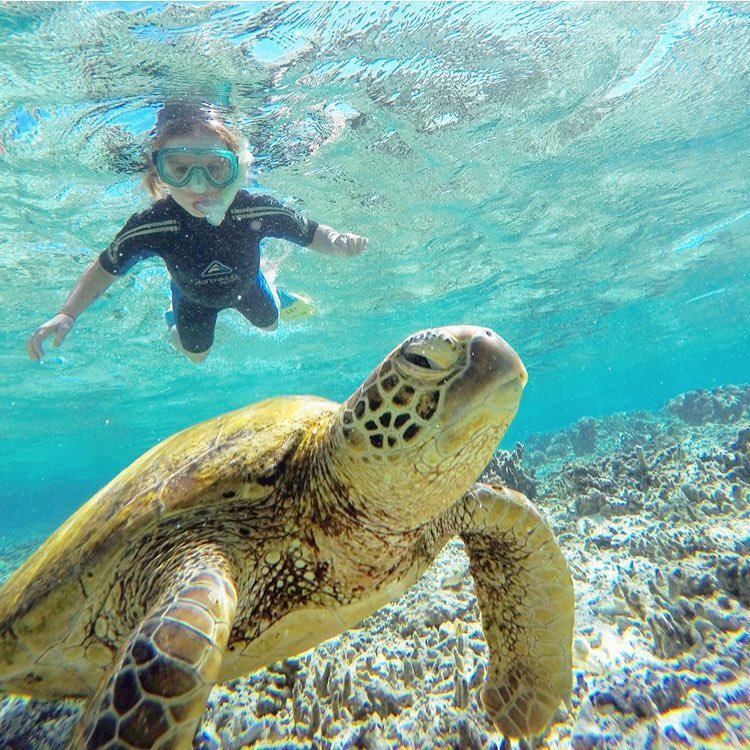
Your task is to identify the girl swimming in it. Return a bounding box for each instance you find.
[28,102,367,363]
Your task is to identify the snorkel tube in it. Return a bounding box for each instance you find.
[204,141,252,226]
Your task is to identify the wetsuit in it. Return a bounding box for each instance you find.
[98,191,318,353]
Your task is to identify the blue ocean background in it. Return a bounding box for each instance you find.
[1,1,748,540]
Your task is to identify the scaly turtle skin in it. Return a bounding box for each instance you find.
[0,326,573,748]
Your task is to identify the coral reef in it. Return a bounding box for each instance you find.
[570,418,598,457]
[528,384,750,749]
[1,383,749,749]
[667,385,750,426]
[483,442,539,500]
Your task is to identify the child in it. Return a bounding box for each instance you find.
[27,102,367,363]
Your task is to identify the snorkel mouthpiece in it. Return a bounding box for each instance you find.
[205,201,231,226]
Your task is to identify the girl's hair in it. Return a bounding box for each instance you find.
[145,102,246,200]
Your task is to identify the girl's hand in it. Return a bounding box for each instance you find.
[312,225,368,257]
[27,313,75,362]
[331,232,368,257]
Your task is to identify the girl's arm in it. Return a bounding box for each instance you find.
[307,224,368,257]
[27,259,117,362]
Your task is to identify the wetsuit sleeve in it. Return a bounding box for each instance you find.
[98,211,159,275]
[249,195,318,247]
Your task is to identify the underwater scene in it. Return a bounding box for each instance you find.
[1,2,749,749]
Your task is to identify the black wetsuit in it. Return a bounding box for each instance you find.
[98,191,318,353]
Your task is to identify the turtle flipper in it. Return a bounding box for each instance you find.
[452,482,573,739]
[73,559,238,750]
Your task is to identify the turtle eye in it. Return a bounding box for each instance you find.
[400,331,461,373]
[403,351,437,369]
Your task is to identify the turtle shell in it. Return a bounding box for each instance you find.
[0,395,337,696]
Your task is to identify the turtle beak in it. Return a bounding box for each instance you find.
[435,327,527,457]
[446,327,526,412]
[470,327,527,393]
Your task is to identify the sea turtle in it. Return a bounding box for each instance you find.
[0,325,573,749]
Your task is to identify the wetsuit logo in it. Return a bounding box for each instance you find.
[201,260,234,277]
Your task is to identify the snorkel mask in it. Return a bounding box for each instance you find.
[153,145,251,226]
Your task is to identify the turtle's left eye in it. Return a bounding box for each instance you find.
[399,332,462,373]
[403,351,438,369]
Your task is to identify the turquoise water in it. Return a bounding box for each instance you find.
[1,0,749,541]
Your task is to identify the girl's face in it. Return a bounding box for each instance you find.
[157,133,240,218]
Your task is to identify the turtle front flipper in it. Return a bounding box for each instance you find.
[448,482,573,739]
[72,554,238,750]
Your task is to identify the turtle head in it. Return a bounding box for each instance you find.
[337,326,527,525]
